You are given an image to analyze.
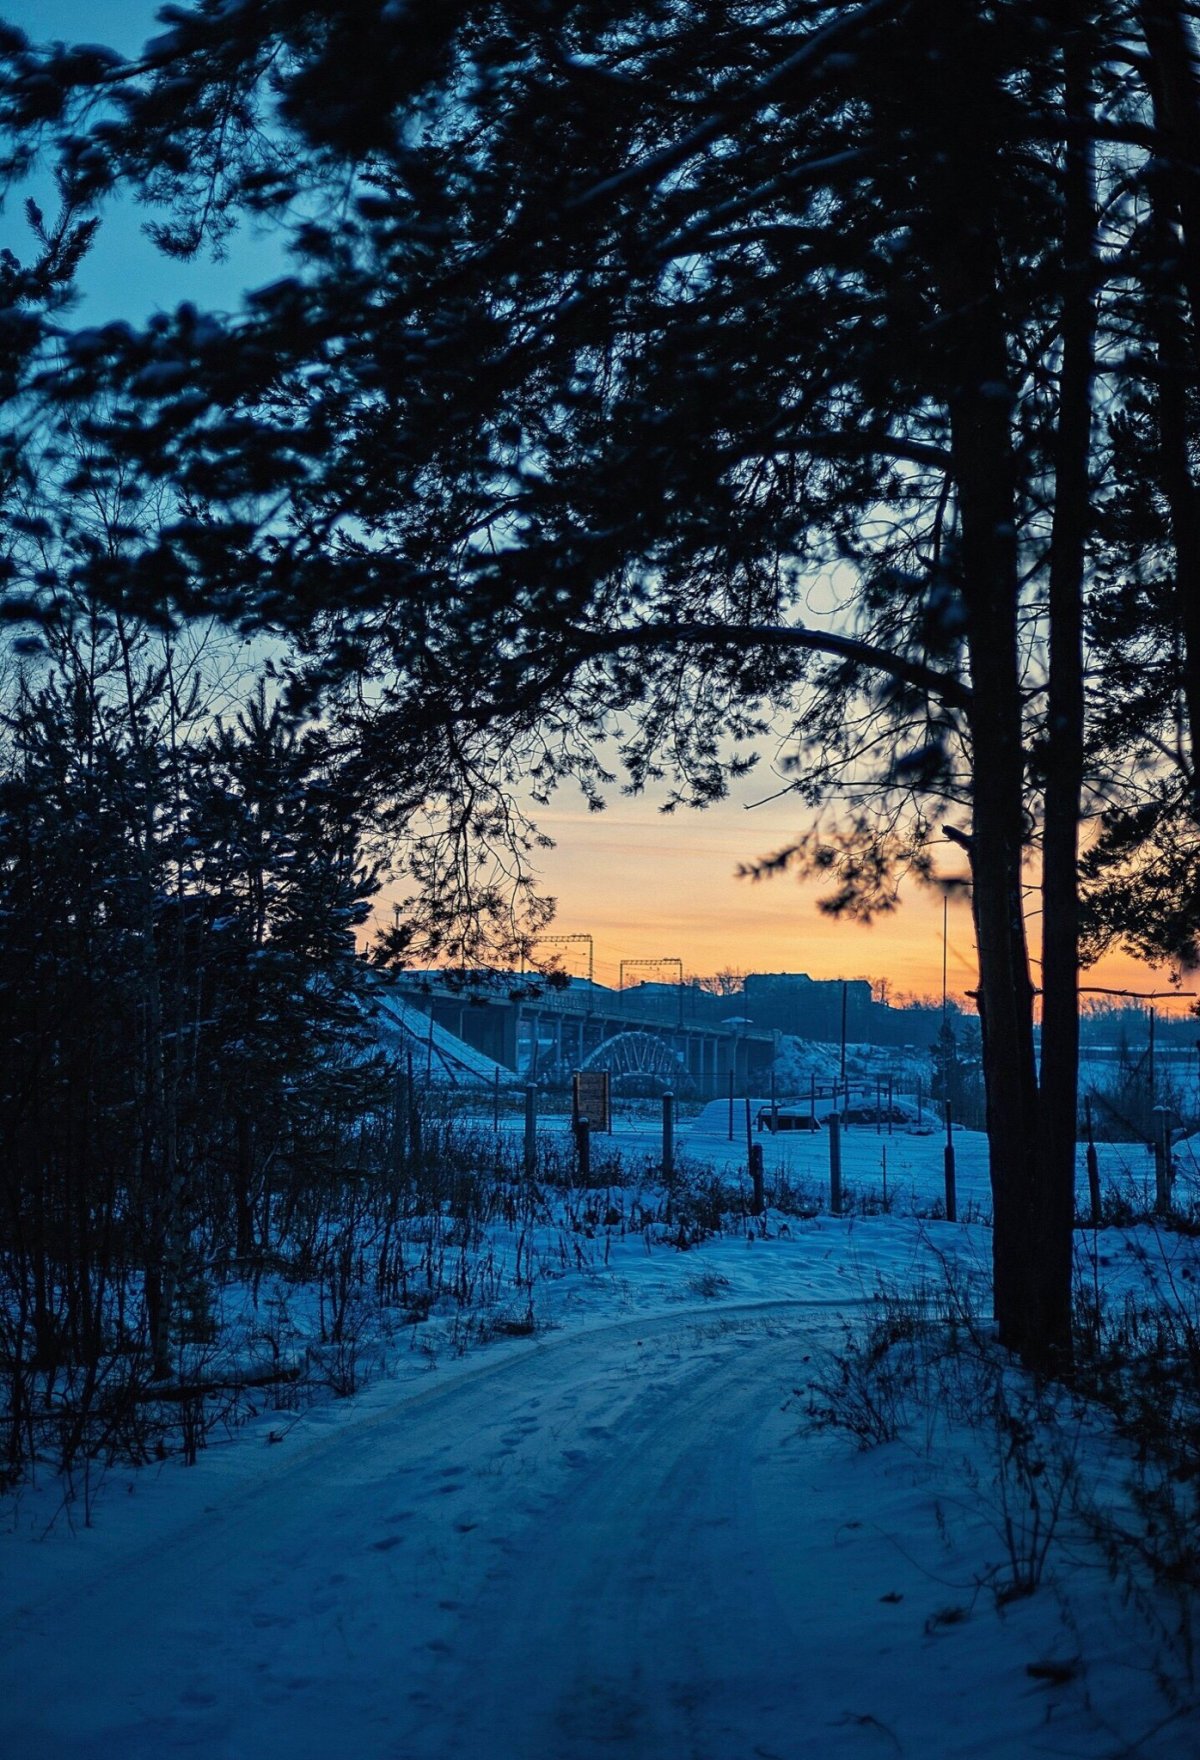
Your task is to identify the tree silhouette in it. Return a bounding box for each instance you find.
[3,2,1199,1366]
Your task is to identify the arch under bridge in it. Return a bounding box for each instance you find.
[578,1031,691,1094]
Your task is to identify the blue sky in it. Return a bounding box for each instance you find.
[3,0,285,319]
[5,0,151,53]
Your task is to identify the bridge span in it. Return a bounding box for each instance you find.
[389,976,775,1099]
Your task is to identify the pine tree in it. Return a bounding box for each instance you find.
[3,2,1198,1367]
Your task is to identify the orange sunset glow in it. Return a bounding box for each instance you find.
[524,791,1195,1013]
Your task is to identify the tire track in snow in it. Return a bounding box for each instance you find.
[395,1312,824,1760]
[1,1303,837,1760]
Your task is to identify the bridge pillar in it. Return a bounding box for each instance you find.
[500,1005,519,1072]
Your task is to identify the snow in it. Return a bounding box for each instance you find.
[368,988,520,1088]
[567,1093,1195,1222]
[2,1108,1198,1757]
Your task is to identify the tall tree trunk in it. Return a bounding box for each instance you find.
[960,533,1041,1361]
[1033,17,1096,1374]
[1140,1,1200,789]
[935,18,1040,1362]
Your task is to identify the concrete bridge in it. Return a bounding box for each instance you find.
[391,976,775,1099]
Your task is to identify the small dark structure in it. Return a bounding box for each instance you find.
[757,1106,821,1133]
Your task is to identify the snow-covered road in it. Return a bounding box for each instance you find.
[4,1255,1195,1758]
[3,1304,844,1759]
[399,1307,822,1760]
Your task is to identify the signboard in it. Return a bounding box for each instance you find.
[572,1070,611,1133]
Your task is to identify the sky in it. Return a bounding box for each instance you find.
[3,0,289,317]
[5,0,1195,1011]
[527,784,981,998]
[5,0,148,46]
[521,784,1195,1006]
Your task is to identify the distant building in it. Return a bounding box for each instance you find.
[743,973,873,1040]
[741,972,974,1051]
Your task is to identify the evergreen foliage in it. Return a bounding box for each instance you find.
[1,2,1199,1371]
[0,618,388,1456]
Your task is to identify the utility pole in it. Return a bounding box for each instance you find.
[535,933,595,1012]
[619,957,683,1023]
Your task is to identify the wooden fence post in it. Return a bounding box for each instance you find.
[1153,1107,1172,1216]
[943,1101,957,1222]
[828,1114,843,1216]
[749,1142,765,1216]
[524,1084,537,1178]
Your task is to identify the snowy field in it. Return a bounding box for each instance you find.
[513,1093,1200,1221]
[3,1104,1199,1757]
